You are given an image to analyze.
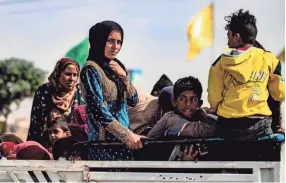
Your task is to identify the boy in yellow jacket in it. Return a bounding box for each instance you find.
[208,9,285,140]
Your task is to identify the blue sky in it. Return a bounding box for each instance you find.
[0,0,284,122]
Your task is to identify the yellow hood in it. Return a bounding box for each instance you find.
[220,47,264,83]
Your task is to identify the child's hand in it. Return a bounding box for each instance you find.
[69,155,81,163]
[181,145,199,161]
[67,151,81,163]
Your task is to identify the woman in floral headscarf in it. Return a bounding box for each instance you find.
[27,58,81,148]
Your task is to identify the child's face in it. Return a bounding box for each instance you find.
[174,90,201,118]
[48,124,70,143]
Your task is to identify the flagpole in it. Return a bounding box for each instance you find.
[210,1,215,66]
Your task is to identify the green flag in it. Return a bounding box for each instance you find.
[65,38,89,68]
[277,48,285,62]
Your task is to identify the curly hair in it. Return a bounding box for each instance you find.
[225,9,258,44]
[173,76,203,100]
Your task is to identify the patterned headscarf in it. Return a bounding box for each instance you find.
[48,58,80,111]
[48,57,80,87]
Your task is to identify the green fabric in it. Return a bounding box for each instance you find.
[65,38,89,68]
[274,60,282,76]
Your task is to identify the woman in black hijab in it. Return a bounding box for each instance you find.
[80,20,146,160]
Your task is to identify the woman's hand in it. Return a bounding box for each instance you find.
[109,60,126,77]
[126,132,147,149]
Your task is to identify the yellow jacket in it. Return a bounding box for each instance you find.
[208,47,285,118]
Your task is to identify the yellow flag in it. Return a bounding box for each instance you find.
[187,3,214,60]
[277,48,285,62]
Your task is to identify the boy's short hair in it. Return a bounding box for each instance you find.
[224,9,257,44]
[46,117,70,132]
[173,76,203,100]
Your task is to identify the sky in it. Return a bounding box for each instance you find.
[0,0,285,123]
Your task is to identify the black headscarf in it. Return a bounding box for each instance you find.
[87,20,126,109]
[158,86,174,113]
[151,74,173,96]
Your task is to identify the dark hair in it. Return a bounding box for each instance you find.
[46,117,70,132]
[225,9,257,45]
[52,137,78,160]
[0,134,23,144]
[173,76,203,100]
